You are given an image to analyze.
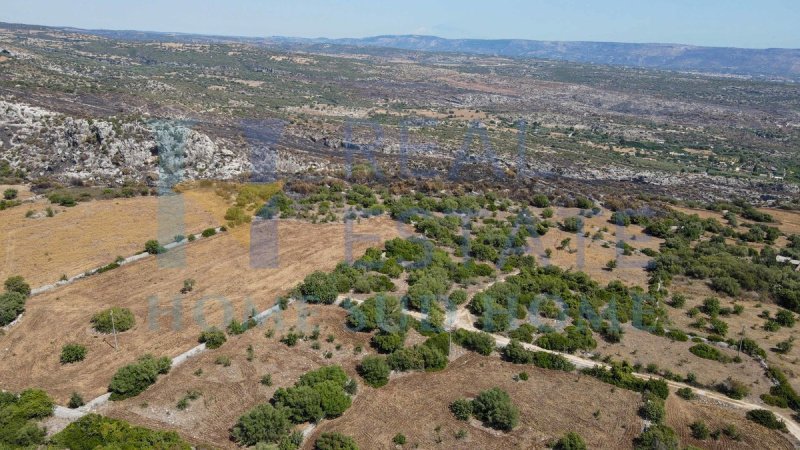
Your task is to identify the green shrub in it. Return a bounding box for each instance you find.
[108,355,171,400]
[450,398,473,421]
[144,239,165,255]
[582,362,669,399]
[4,275,30,296]
[689,421,709,439]
[299,271,339,304]
[554,431,587,450]
[561,217,583,232]
[448,289,468,305]
[201,228,217,237]
[508,323,537,343]
[392,433,407,445]
[358,355,390,387]
[746,409,787,432]
[639,394,666,423]
[535,325,596,353]
[226,318,252,335]
[500,340,574,371]
[716,377,750,400]
[665,329,688,342]
[452,329,495,355]
[0,291,26,326]
[634,424,678,450]
[387,345,447,372]
[297,366,350,388]
[775,309,796,327]
[471,387,519,431]
[60,343,87,364]
[68,392,85,409]
[272,385,323,423]
[231,404,291,446]
[314,432,358,450]
[532,194,550,208]
[198,327,226,349]
[52,414,190,450]
[91,307,135,333]
[689,343,730,363]
[676,387,695,400]
[371,331,405,354]
[3,188,17,200]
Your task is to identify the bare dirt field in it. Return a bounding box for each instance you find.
[0,215,400,404]
[308,353,644,449]
[0,193,219,287]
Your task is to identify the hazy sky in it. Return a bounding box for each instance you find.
[2,0,798,49]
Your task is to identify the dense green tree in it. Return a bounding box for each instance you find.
[471,387,519,431]
[272,385,323,423]
[91,307,135,333]
[60,343,88,364]
[554,432,587,450]
[314,432,359,450]
[4,276,30,296]
[198,327,226,349]
[357,355,390,388]
[0,291,26,326]
[231,404,291,446]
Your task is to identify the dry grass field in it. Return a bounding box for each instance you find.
[530,207,662,287]
[665,394,795,449]
[0,193,219,287]
[0,213,400,404]
[308,353,645,449]
[594,323,774,403]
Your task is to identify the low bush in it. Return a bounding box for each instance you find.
[314,432,359,450]
[501,340,575,371]
[386,345,447,372]
[554,431,587,450]
[60,343,87,364]
[471,387,519,431]
[689,343,730,363]
[0,389,54,447]
[91,307,135,333]
[633,424,678,450]
[716,377,750,400]
[52,414,190,450]
[4,275,30,296]
[0,291,26,326]
[108,355,171,400]
[452,329,495,355]
[371,331,405,354]
[231,404,291,446]
[198,327,226,349]
[582,362,669,399]
[676,387,695,400]
[450,398,473,421]
[746,409,787,432]
[68,392,85,409]
[201,228,217,237]
[690,421,709,439]
[357,355,390,387]
[639,393,666,423]
[144,239,165,255]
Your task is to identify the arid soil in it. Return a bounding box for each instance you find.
[0,215,400,404]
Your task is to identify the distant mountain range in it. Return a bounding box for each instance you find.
[297,35,800,81]
[4,22,799,80]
